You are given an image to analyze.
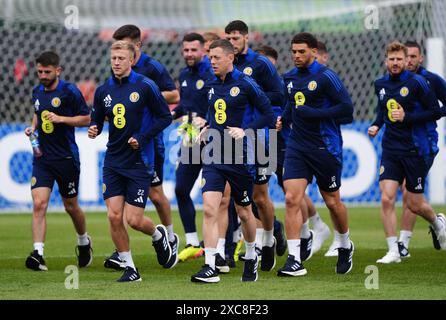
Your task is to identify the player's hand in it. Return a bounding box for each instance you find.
[195,125,209,145]
[44,112,63,123]
[276,116,283,131]
[227,126,245,140]
[391,103,405,122]
[367,125,379,138]
[24,127,35,137]
[192,116,207,129]
[128,137,140,149]
[88,125,98,139]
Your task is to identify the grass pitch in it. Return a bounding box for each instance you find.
[1,206,445,300]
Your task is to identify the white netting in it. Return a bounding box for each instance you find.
[0,0,442,122]
[0,0,445,210]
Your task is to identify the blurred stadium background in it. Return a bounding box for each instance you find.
[0,0,445,211]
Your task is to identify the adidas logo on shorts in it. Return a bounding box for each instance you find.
[134,196,144,203]
[329,181,337,189]
[152,176,160,183]
[241,196,250,203]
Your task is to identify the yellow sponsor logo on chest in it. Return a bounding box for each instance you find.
[294,91,305,107]
[113,103,126,129]
[214,99,227,125]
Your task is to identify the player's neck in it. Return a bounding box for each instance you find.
[44,78,59,91]
[115,69,132,81]
[134,50,142,66]
[298,58,316,70]
[389,70,404,79]
[219,65,234,82]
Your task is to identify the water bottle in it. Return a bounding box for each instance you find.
[29,132,43,158]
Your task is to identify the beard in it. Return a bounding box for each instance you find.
[40,77,57,89]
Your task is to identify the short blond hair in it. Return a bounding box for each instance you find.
[203,32,220,42]
[111,40,136,59]
[386,41,408,57]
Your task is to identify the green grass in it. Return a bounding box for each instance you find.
[1,206,446,300]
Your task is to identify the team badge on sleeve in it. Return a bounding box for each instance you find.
[308,81,318,91]
[230,87,240,97]
[196,80,204,90]
[129,92,140,103]
[400,87,409,97]
[243,67,253,76]
[51,97,61,108]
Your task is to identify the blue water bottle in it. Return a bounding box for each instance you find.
[29,132,43,158]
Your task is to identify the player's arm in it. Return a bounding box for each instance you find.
[429,74,446,115]
[171,73,186,119]
[132,82,172,146]
[151,62,180,104]
[162,90,180,104]
[371,105,384,128]
[171,100,185,120]
[45,84,91,127]
[45,114,90,127]
[279,75,292,128]
[25,114,38,136]
[401,78,443,124]
[88,88,106,138]
[243,79,276,130]
[368,83,384,137]
[295,71,353,121]
[256,58,285,107]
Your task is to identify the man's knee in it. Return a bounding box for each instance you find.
[236,205,253,222]
[285,192,301,208]
[253,192,269,209]
[203,203,218,220]
[107,207,123,225]
[63,200,80,214]
[33,198,49,214]
[126,214,143,229]
[381,191,396,209]
[149,187,165,205]
[405,194,424,213]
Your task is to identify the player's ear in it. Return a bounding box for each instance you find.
[55,66,62,76]
[311,47,317,57]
